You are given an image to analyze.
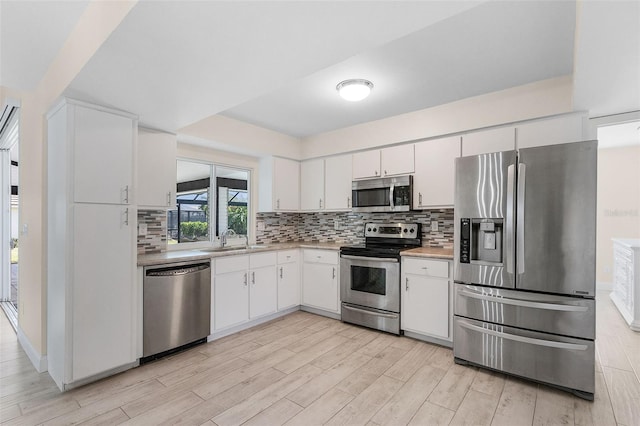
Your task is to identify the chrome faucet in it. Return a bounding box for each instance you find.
[220,229,237,248]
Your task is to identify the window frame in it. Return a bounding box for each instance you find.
[168,158,251,251]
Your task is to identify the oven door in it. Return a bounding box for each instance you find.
[340,254,400,312]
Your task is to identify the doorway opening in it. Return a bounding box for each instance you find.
[1,105,19,330]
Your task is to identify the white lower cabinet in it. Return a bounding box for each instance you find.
[214,252,277,331]
[401,257,452,343]
[302,250,339,314]
[277,250,300,310]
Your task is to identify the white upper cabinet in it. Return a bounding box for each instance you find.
[413,136,461,208]
[462,126,516,157]
[258,157,300,212]
[300,158,325,210]
[353,145,415,179]
[325,154,353,210]
[381,144,415,177]
[73,104,135,204]
[137,129,177,209]
[352,149,381,179]
[516,113,586,149]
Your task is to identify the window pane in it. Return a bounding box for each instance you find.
[168,160,211,244]
[215,166,249,239]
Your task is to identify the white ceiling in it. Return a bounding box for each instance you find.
[1,1,638,141]
[0,0,89,91]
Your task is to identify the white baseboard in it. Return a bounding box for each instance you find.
[17,326,48,373]
[597,281,613,291]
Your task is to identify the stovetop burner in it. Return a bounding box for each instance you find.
[340,222,422,259]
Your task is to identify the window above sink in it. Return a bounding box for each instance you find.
[168,159,250,249]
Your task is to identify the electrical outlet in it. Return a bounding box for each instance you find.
[431,221,439,232]
[334,219,340,230]
[257,221,265,231]
[138,223,148,236]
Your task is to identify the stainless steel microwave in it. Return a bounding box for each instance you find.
[351,175,412,212]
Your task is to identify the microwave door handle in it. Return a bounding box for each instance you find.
[389,184,395,210]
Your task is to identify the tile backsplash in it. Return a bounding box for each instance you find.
[138,208,455,255]
[137,210,168,254]
[256,209,454,248]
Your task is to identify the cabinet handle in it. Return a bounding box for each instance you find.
[122,185,129,204]
[252,271,255,285]
[280,267,283,279]
[332,268,336,279]
[384,170,388,176]
[419,192,422,206]
[319,199,322,209]
[421,267,429,270]
[167,191,171,206]
[123,208,129,226]
[243,273,247,286]
[406,277,409,291]
[347,197,351,208]
[277,199,280,209]
[375,170,379,176]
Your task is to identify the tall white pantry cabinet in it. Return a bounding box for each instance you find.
[47,99,138,390]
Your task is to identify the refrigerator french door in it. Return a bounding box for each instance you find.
[453,140,597,400]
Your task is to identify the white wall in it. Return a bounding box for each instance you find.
[573,0,640,117]
[301,76,574,159]
[596,145,640,285]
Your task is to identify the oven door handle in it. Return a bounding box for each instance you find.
[342,304,399,319]
[340,255,399,263]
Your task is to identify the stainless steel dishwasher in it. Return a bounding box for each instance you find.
[143,261,211,361]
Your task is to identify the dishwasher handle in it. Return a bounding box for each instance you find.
[146,263,210,277]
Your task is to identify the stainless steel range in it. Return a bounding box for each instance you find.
[340,222,421,334]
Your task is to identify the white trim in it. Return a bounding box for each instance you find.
[207,306,300,341]
[17,326,48,373]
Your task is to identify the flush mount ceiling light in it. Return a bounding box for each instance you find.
[336,79,373,102]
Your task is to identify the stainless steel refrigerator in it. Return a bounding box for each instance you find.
[453,140,597,400]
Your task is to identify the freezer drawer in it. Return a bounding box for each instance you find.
[455,284,595,339]
[454,317,594,397]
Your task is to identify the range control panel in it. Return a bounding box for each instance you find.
[364,222,420,238]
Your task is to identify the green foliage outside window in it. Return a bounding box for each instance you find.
[180,221,209,239]
[228,206,247,235]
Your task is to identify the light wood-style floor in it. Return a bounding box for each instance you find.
[1,291,639,426]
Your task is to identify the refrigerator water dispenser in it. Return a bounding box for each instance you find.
[459,218,503,264]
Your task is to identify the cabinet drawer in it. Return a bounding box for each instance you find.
[216,255,249,274]
[304,249,338,265]
[403,258,449,278]
[278,250,299,264]
[250,252,277,269]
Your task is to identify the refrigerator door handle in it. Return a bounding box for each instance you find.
[517,163,526,274]
[458,320,588,351]
[459,288,589,312]
[506,164,516,274]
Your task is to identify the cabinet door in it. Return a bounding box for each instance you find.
[302,263,338,312]
[300,159,325,210]
[462,127,515,157]
[402,274,449,339]
[278,261,300,310]
[517,114,585,149]
[74,105,134,204]
[72,203,134,381]
[137,129,177,208]
[214,270,249,330]
[352,150,381,179]
[381,144,415,176]
[414,136,460,208]
[325,154,353,210]
[274,158,300,210]
[249,265,277,319]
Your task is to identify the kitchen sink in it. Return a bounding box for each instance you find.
[199,244,270,253]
